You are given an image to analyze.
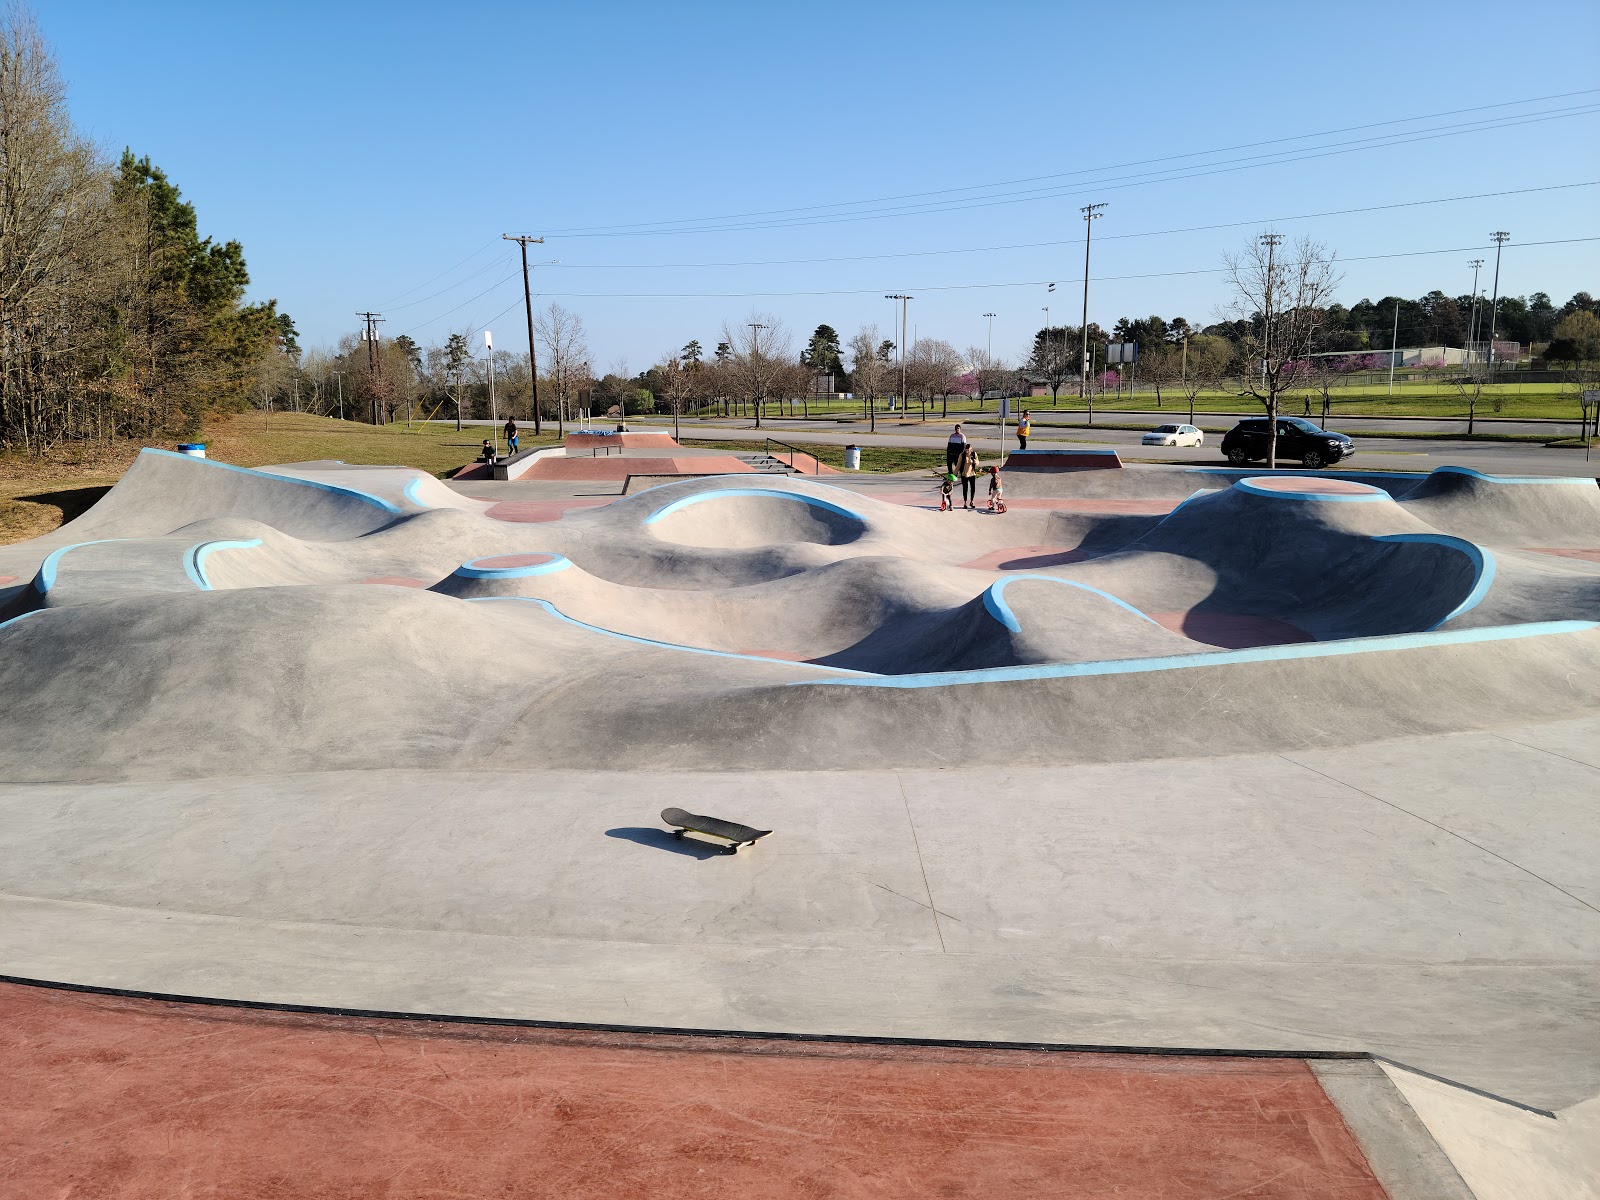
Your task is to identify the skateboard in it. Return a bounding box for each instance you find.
[660,807,772,854]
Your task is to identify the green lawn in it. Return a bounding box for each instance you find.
[706,385,1589,422]
[1,412,537,546]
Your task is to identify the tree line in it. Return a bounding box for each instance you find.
[0,9,292,455]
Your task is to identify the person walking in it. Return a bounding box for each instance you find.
[504,417,519,455]
[1017,410,1032,449]
[946,423,969,474]
[957,444,980,510]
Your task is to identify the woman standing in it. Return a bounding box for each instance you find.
[957,444,980,510]
[945,423,968,474]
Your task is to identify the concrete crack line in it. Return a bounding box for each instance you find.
[895,771,946,953]
[865,880,965,924]
[1280,755,1600,916]
[1489,729,1600,775]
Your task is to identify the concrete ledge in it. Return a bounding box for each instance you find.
[1004,448,1124,470]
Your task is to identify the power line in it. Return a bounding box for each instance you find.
[542,182,1598,271]
[372,239,501,306]
[540,100,1600,238]
[494,235,1598,301]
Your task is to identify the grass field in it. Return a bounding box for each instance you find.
[713,384,1591,423]
[0,412,530,547]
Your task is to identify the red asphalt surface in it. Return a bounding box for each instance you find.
[0,982,1390,1200]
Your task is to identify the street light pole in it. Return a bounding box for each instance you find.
[1079,203,1105,421]
[485,330,497,449]
[747,322,766,428]
[1486,231,1510,377]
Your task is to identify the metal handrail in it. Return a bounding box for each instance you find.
[762,436,820,474]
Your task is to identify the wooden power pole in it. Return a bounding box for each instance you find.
[503,234,546,436]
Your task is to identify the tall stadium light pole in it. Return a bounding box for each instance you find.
[503,234,545,435]
[1466,258,1484,367]
[1388,301,1400,396]
[983,312,995,362]
[1485,232,1510,376]
[1079,203,1106,420]
[885,295,912,414]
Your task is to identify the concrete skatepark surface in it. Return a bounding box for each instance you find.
[2,444,1597,1195]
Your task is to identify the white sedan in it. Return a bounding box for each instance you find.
[1141,423,1204,447]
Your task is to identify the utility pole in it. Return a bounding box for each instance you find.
[332,371,344,421]
[1079,203,1106,421]
[1486,232,1510,376]
[983,312,995,363]
[503,234,546,436]
[885,295,912,416]
[356,311,384,424]
[1466,258,1484,368]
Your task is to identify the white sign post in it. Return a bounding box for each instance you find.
[998,396,1010,462]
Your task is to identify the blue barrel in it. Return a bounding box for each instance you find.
[177,443,207,458]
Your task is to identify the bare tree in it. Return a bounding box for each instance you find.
[533,302,587,436]
[906,338,962,420]
[1174,334,1232,427]
[848,325,889,433]
[653,349,698,442]
[723,313,790,430]
[1221,234,1343,468]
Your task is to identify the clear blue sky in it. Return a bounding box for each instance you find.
[35,0,1600,368]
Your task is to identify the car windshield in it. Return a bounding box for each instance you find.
[1153,425,1179,433]
[1282,418,1322,433]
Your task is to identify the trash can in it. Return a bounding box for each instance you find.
[176,443,206,458]
[844,445,861,471]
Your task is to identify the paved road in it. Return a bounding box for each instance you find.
[627,415,1600,479]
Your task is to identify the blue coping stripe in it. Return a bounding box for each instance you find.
[402,478,429,507]
[1234,477,1388,503]
[183,539,265,590]
[468,595,875,675]
[454,554,573,580]
[793,620,1597,690]
[34,538,132,594]
[642,486,865,527]
[1373,533,1496,626]
[1006,448,1121,457]
[982,575,1163,633]
[142,448,404,515]
[1432,464,1596,486]
[0,608,48,634]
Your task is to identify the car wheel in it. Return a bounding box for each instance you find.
[1300,450,1325,469]
[1227,448,1249,465]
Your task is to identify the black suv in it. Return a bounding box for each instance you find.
[1220,417,1354,468]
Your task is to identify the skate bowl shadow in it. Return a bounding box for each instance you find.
[605,826,736,859]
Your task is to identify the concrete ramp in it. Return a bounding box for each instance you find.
[1399,466,1600,548]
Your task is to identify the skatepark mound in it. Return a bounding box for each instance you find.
[642,485,868,548]
[1397,466,1600,547]
[2,452,1599,779]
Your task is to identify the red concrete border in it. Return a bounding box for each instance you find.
[0,981,1388,1199]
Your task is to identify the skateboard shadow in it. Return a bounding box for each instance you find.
[605,827,731,859]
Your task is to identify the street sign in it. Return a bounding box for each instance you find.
[1107,341,1138,364]
[999,397,1011,418]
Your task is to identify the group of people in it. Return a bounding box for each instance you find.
[478,418,522,465]
[941,421,1015,514]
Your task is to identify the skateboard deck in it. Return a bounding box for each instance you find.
[660,807,772,853]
